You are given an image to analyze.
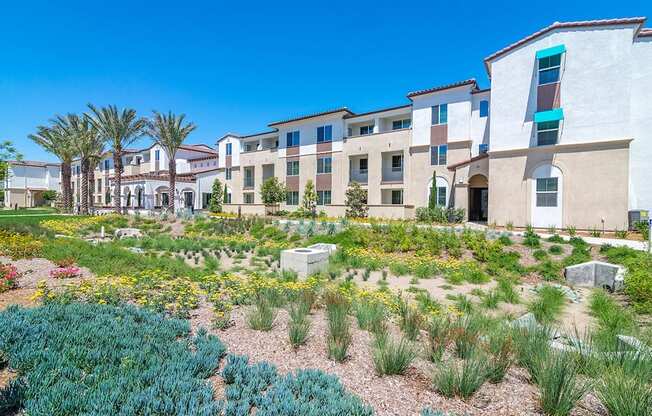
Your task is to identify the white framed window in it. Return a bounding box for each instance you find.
[359,125,374,135]
[391,154,403,172]
[537,121,559,146]
[437,187,446,206]
[317,157,332,174]
[287,160,299,176]
[391,190,403,205]
[536,177,558,207]
[317,190,331,205]
[225,168,232,180]
[243,193,254,204]
[392,119,411,130]
[359,158,368,174]
[317,125,332,143]
[286,131,300,147]
[431,104,448,125]
[226,143,232,155]
[286,191,299,205]
[538,54,561,85]
[244,167,254,187]
[430,145,447,166]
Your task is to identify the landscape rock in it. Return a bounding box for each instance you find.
[565,261,625,292]
[114,228,143,240]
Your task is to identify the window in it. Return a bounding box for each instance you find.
[225,192,232,204]
[244,167,254,187]
[76,166,80,175]
[287,160,299,176]
[359,125,374,135]
[317,190,331,205]
[431,104,448,125]
[317,157,332,174]
[317,125,332,143]
[225,168,232,180]
[97,179,102,193]
[538,53,561,85]
[359,158,368,173]
[537,120,559,146]
[286,131,300,147]
[104,159,110,170]
[391,155,403,172]
[479,100,489,118]
[391,190,403,205]
[244,193,254,204]
[202,193,212,209]
[392,119,411,130]
[536,177,558,207]
[105,191,111,204]
[155,150,160,161]
[479,144,489,154]
[244,142,254,152]
[430,145,447,166]
[286,191,299,205]
[135,156,142,166]
[437,187,446,206]
[226,143,232,155]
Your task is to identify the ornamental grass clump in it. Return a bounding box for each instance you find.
[452,313,483,359]
[432,353,489,399]
[354,299,388,336]
[324,289,352,362]
[426,316,452,362]
[247,290,277,331]
[288,301,311,348]
[536,351,590,416]
[512,325,553,384]
[398,300,425,341]
[596,367,652,416]
[485,325,514,383]
[372,335,417,376]
[528,285,566,324]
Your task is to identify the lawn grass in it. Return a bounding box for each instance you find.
[0,207,58,216]
[0,214,76,236]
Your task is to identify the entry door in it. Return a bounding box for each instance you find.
[184,192,193,208]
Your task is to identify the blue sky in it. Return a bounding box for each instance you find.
[2,0,649,162]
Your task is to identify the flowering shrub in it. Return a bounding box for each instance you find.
[40,214,126,236]
[49,266,81,279]
[0,263,19,292]
[0,231,42,259]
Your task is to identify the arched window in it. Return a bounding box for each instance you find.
[427,176,449,207]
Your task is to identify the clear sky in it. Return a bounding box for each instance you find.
[2,0,650,162]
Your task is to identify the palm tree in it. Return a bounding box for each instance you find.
[55,114,104,214]
[146,111,196,213]
[28,124,77,212]
[86,105,147,213]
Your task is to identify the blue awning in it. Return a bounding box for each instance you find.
[536,44,566,59]
[534,108,564,123]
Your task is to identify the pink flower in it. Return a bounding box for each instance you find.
[0,263,19,291]
[50,266,81,279]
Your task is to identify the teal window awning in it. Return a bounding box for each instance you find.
[536,44,566,59]
[534,108,564,123]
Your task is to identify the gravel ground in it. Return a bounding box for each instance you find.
[190,304,606,416]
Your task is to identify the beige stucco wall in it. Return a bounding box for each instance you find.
[488,140,630,230]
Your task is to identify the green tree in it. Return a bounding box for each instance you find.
[55,114,104,214]
[260,177,287,205]
[302,179,317,216]
[86,105,147,214]
[209,178,224,213]
[345,182,368,218]
[146,111,197,213]
[28,127,77,212]
[222,183,229,204]
[428,171,438,209]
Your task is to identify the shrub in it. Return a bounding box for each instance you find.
[0,263,19,293]
[564,226,577,237]
[372,335,417,376]
[432,354,488,399]
[426,316,452,362]
[49,266,81,279]
[549,245,563,255]
[498,234,513,246]
[260,177,287,206]
[345,182,368,218]
[247,291,277,331]
[533,249,548,261]
[0,303,225,415]
[537,260,563,281]
[537,352,590,416]
[547,234,565,244]
[523,229,541,248]
[589,227,602,237]
[596,368,652,416]
[528,285,566,324]
[635,220,650,241]
[209,178,224,213]
[614,229,629,239]
[288,302,311,348]
[0,231,42,259]
[481,290,501,309]
[496,277,520,304]
[603,246,652,313]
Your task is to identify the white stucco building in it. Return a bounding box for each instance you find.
[2,160,60,208]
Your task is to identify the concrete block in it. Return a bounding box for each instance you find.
[280,247,330,277]
[114,228,143,239]
[565,261,625,292]
[308,243,337,254]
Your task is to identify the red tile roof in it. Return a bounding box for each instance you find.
[639,28,652,37]
[447,153,489,171]
[406,79,478,99]
[484,17,647,75]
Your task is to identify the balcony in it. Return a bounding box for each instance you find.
[349,155,368,184]
[243,167,255,189]
[381,151,404,183]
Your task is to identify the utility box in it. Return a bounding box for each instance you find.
[628,210,649,230]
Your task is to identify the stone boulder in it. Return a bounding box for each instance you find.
[114,228,143,240]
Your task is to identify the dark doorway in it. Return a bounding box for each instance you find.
[469,188,488,222]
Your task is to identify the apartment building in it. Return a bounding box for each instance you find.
[16,17,652,229]
[195,17,651,230]
[2,160,60,208]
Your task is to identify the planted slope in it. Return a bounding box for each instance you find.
[0,303,225,415]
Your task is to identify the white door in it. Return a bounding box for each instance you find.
[531,164,562,228]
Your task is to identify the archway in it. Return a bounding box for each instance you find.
[468,174,488,222]
[426,176,450,207]
[135,187,144,208]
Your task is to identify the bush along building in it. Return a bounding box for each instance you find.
[18,17,652,230]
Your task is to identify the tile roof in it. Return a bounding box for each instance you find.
[484,17,647,74]
[10,160,60,167]
[639,28,652,37]
[268,107,354,126]
[343,104,412,119]
[406,79,478,99]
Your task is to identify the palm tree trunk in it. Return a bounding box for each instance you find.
[113,151,122,213]
[81,159,90,215]
[61,162,72,213]
[168,159,176,214]
[88,165,95,212]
